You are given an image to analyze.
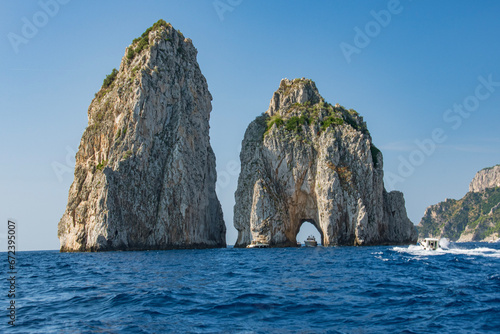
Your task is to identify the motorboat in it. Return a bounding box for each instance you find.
[247,235,269,248]
[419,238,440,250]
[304,235,318,247]
[247,241,269,248]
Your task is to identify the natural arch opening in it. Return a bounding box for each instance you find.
[296,220,323,246]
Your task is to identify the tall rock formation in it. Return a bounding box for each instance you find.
[418,164,500,242]
[234,78,417,247]
[58,20,226,251]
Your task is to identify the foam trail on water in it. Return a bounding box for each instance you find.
[392,244,500,258]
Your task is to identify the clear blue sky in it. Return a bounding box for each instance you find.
[1,0,499,250]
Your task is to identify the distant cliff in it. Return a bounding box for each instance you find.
[233,78,417,247]
[58,20,225,251]
[418,165,500,242]
[469,165,500,193]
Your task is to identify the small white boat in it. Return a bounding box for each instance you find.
[304,235,318,247]
[247,241,269,248]
[419,238,440,250]
[247,235,269,248]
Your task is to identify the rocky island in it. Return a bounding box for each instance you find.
[418,164,500,242]
[233,79,417,247]
[58,20,226,251]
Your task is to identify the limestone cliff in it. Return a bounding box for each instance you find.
[469,165,500,193]
[234,79,417,247]
[58,20,226,251]
[418,165,500,242]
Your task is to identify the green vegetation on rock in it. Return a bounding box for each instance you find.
[102,68,118,89]
[482,164,500,171]
[96,160,108,171]
[263,99,367,138]
[418,187,500,241]
[320,115,343,132]
[127,19,170,61]
[285,115,310,132]
[95,110,105,122]
[265,115,284,135]
[343,115,359,131]
[260,78,371,153]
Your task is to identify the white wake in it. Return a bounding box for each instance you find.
[392,243,500,258]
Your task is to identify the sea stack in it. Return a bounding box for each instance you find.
[234,78,417,247]
[58,20,226,251]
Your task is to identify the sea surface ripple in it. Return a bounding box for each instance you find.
[2,242,500,333]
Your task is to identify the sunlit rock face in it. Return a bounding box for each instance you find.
[234,78,417,247]
[58,20,225,251]
[469,165,500,193]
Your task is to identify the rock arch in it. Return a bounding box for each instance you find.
[233,78,417,248]
[295,220,323,246]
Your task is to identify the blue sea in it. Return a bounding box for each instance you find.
[2,243,500,333]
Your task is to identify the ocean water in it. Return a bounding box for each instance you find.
[2,243,500,333]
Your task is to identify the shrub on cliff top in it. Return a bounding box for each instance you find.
[133,19,169,44]
[126,48,135,60]
[102,68,118,89]
[135,38,149,54]
[129,20,170,60]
